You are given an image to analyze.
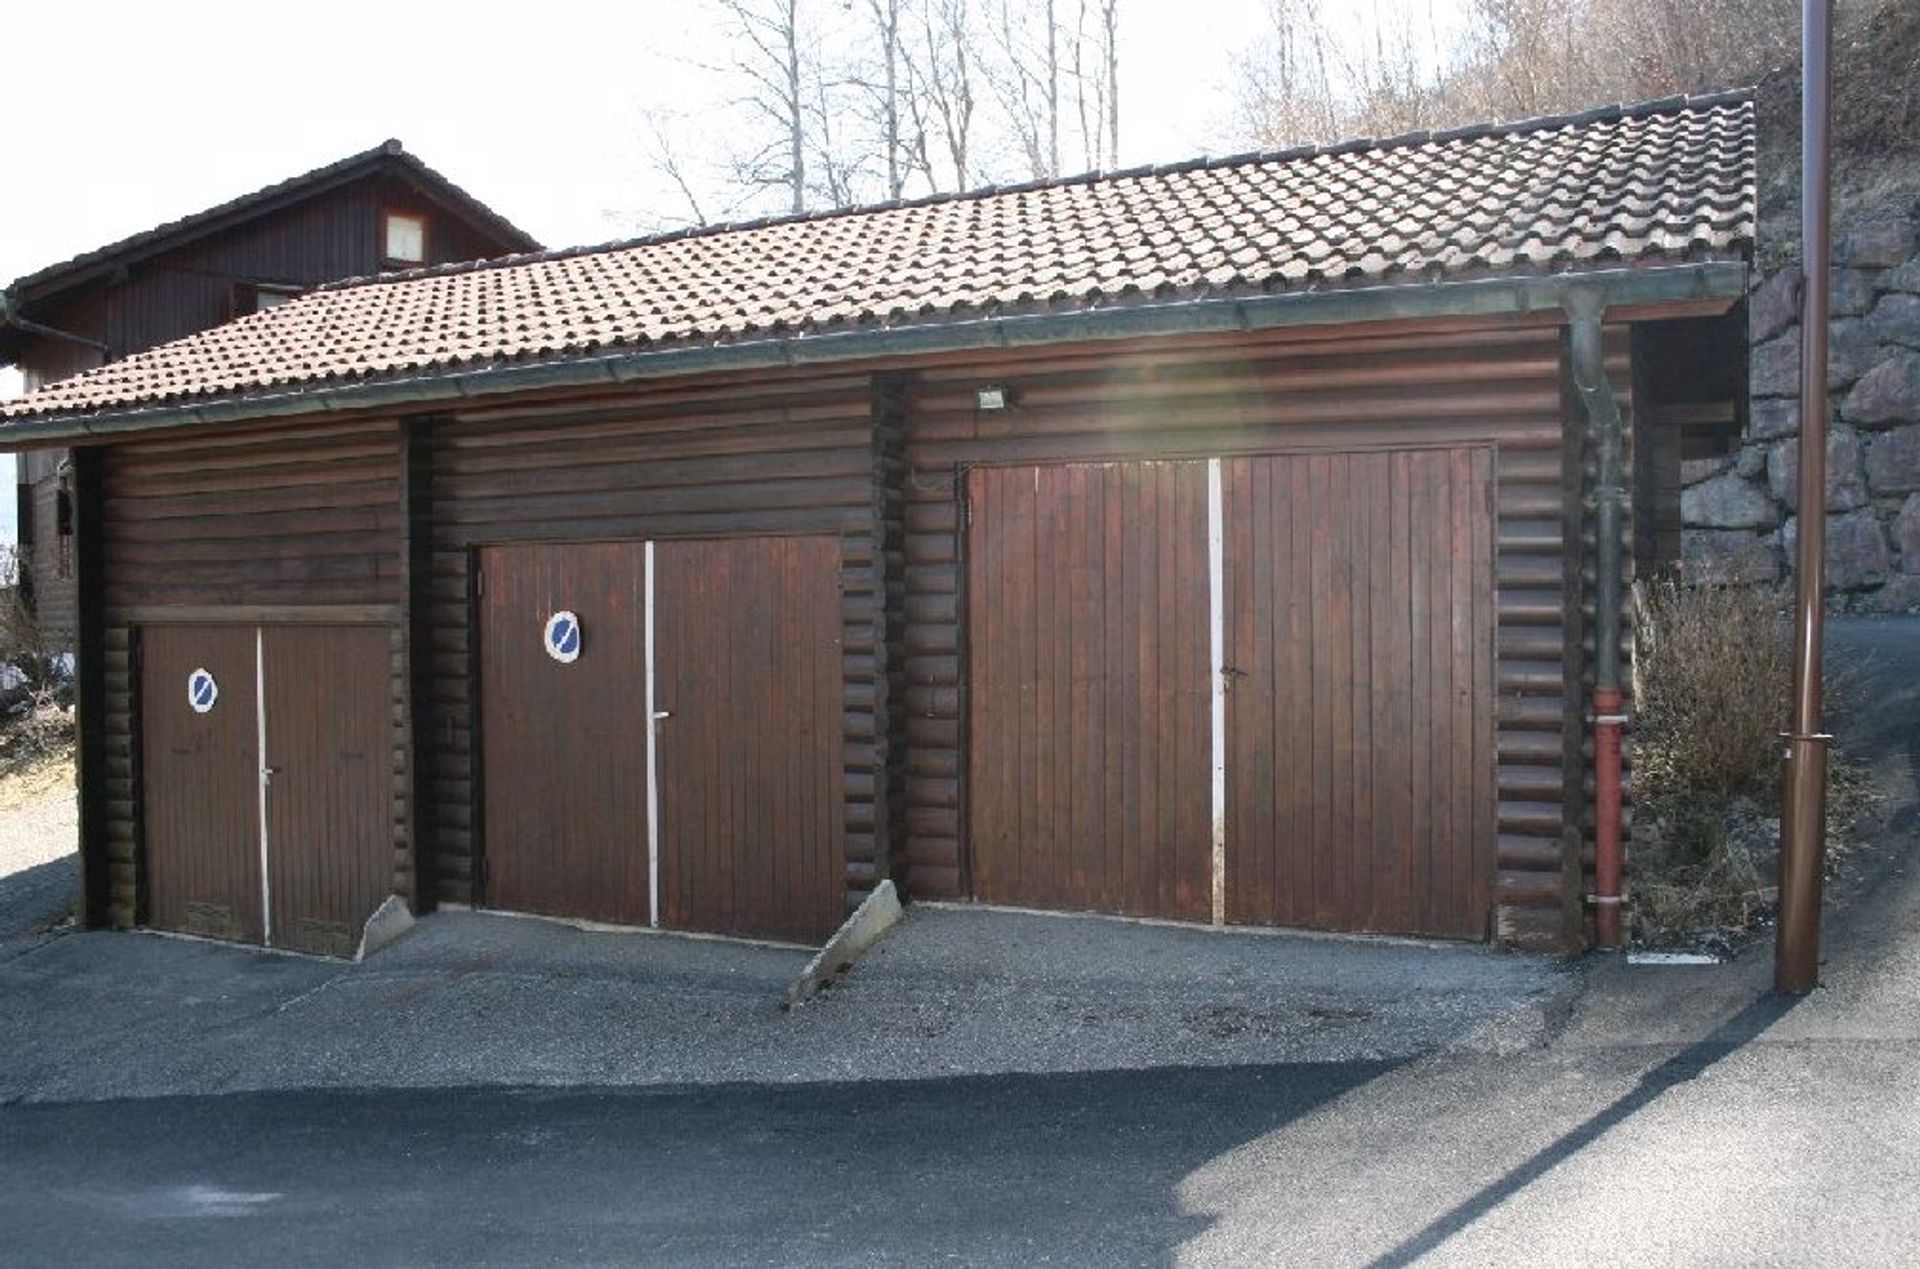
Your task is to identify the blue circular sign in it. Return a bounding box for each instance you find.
[187,668,219,714]
[544,610,582,663]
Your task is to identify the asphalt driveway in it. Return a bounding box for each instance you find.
[0,903,1565,1104]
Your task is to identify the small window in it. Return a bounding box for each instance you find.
[383,212,427,267]
[235,282,302,316]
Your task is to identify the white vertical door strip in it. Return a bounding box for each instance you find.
[254,627,273,947]
[644,541,662,928]
[1207,458,1227,927]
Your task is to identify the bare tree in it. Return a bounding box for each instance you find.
[986,0,1056,177]
[805,65,870,208]
[1233,0,1798,151]
[713,0,810,213]
[1102,0,1118,163]
[641,113,714,229]
[1233,0,1343,147]
[636,0,1129,218]
[850,0,913,200]
[904,0,981,189]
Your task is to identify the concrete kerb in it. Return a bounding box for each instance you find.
[785,879,903,1007]
[356,894,417,961]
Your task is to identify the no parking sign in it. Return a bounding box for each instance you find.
[544,611,582,663]
[187,668,219,714]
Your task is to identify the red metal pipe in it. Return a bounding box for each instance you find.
[1593,685,1626,948]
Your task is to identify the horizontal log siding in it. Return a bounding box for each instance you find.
[98,420,409,928]
[418,373,882,912]
[898,323,1582,944]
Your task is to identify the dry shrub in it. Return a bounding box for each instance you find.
[0,548,75,776]
[1632,581,1794,806]
[1629,581,1869,947]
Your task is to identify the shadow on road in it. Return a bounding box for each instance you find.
[0,852,76,943]
[0,1062,1400,1266]
[1368,990,1801,1268]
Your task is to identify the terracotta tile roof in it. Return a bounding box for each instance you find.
[3,92,1753,423]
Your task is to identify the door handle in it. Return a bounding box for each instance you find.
[651,710,673,721]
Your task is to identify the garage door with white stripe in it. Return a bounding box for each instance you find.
[965,449,1496,938]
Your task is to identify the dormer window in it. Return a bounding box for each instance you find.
[383,212,427,268]
[234,282,302,316]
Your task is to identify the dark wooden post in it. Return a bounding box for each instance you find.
[71,445,110,928]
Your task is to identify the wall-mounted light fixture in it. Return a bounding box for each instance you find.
[976,385,1011,411]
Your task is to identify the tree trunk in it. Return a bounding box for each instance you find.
[787,0,805,213]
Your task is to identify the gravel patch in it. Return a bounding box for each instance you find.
[0,781,78,943]
[0,780,76,880]
[0,905,1570,1104]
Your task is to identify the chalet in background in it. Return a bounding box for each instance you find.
[0,142,540,645]
[0,94,1754,959]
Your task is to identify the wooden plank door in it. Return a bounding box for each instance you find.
[965,462,1213,921]
[139,624,263,943]
[478,542,651,925]
[653,535,844,944]
[1222,448,1496,938]
[261,625,394,957]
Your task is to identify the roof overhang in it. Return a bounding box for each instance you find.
[3,146,540,309]
[1,260,1748,446]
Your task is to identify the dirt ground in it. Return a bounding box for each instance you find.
[0,756,75,881]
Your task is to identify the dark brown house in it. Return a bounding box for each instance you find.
[0,141,540,647]
[0,94,1754,958]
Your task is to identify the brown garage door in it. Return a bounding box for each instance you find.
[262,626,395,956]
[965,450,1495,939]
[478,535,844,942]
[1223,448,1496,938]
[140,622,398,952]
[654,535,845,944]
[141,625,262,943]
[965,462,1213,921]
[478,542,651,925]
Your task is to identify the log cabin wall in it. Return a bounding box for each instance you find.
[411,370,890,917]
[894,320,1609,949]
[94,418,408,929]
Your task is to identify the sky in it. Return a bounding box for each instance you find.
[0,0,1483,428]
[0,0,1286,287]
[0,0,1310,428]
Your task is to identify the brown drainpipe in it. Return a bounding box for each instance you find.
[1565,287,1628,949]
[1776,0,1834,995]
[0,290,111,358]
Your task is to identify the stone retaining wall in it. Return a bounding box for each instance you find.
[1681,220,1920,612]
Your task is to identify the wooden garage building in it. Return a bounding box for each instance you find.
[0,139,541,653]
[0,93,1755,955]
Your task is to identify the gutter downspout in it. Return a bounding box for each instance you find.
[0,290,111,359]
[1565,287,1628,950]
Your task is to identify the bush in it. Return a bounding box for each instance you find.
[0,547,75,776]
[1628,581,1867,948]
[1632,581,1795,807]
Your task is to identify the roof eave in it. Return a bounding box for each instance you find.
[1,260,1749,445]
[5,149,540,306]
